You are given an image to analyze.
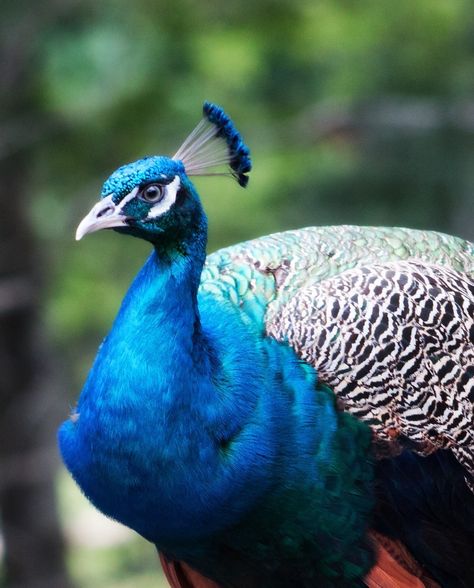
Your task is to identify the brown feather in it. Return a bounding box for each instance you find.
[364,531,440,588]
[159,554,220,588]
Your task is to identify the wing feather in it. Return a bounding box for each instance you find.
[266,260,474,481]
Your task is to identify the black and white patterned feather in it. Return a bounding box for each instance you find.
[267,260,474,483]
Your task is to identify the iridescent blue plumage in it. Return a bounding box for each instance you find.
[102,157,185,200]
[60,103,474,588]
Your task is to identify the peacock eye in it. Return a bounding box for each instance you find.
[139,183,165,203]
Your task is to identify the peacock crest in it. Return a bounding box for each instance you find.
[173,102,252,187]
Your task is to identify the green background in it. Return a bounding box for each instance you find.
[1,0,473,586]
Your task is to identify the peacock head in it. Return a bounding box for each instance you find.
[76,102,251,248]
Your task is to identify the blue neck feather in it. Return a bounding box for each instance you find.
[60,211,276,540]
[59,202,374,584]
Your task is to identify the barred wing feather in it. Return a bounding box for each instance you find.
[267,260,474,482]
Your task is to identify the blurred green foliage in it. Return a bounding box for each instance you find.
[11,0,473,585]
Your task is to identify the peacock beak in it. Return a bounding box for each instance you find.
[76,195,128,241]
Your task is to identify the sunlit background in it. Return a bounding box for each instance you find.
[1,1,473,587]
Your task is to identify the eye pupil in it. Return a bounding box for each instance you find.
[141,183,164,203]
[146,186,158,197]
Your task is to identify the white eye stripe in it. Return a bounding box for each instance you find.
[116,187,139,213]
[146,176,181,219]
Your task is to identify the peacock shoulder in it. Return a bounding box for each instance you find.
[200,225,473,323]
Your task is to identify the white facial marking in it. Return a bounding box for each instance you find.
[146,176,181,219]
[116,187,139,213]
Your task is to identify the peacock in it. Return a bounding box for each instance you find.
[59,102,474,588]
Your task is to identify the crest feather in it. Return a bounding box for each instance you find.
[173,102,252,187]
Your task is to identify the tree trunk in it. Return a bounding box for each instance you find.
[0,2,75,586]
[0,153,72,588]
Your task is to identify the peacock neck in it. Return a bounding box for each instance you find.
[151,217,208,300]
[115,213,209,367]
[75,211,212,425]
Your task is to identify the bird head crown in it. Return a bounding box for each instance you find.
[76,102,251,243]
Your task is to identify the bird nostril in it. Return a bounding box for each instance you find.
[97,205,114,218]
